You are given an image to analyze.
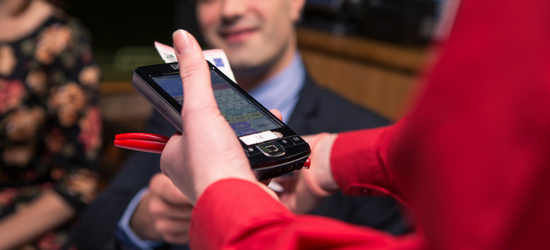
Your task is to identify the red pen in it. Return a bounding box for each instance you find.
[114,133,170,154]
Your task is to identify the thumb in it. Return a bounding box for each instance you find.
[172,29,217,115]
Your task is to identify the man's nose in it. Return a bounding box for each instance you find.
[220,0,248,21]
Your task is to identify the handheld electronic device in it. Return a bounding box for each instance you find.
[132,62,311,180]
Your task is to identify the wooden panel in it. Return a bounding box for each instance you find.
[301,49,417,120]
[100,80,134,94]
[100,92,152,123]
[297,27,428,121]
[297,27,426,73]
[99,81,152,123]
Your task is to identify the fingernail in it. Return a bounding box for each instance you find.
[172,29,193,54]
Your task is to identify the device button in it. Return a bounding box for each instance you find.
[256,141,285,157]
[290,136,306,145]
[303,158,311,169]
[155,100,168,112]
[278,138,294,147]
[244,146,261,156]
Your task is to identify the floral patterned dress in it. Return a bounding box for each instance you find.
[0,13,101,249]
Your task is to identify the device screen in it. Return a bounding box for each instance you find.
[151,70,281,137]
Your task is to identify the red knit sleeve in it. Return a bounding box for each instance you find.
[330,123,407,204]
[190,178,419,250]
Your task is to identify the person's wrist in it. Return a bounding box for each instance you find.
[202,178,280,202]
[193,167,258,202]
[304,133,339,196]
[302,168,333,197]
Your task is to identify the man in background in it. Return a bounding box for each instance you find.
[72,0,407,249]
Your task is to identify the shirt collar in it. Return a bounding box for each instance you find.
[247,52,305,123]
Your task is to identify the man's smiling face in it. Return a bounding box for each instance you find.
[196,0,304,73]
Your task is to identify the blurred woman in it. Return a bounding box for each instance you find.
[0,0,101,248]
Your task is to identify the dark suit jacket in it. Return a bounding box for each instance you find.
[72,75,407,250]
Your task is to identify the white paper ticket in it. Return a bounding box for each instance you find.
[154,41,237,82]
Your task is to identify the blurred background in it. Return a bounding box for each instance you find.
[62,0,446,187]
[66,0,203,81]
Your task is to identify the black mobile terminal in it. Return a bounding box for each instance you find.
[132,62,311,180]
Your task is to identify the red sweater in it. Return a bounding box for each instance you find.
[190,0,550,249]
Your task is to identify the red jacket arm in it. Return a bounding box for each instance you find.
[190,179,419,250]
[330,123,407,204]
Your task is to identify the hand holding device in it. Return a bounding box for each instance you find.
[158,30,280,204]
[132,34,310,182]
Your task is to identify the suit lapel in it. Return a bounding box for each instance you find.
[287,74,322,135]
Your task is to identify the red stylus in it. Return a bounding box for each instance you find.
[114,133,170,154]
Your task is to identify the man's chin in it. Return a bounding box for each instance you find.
[225,49,264,68]
[228,59,260,72]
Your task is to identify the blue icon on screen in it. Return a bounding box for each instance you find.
[214,58,224,67]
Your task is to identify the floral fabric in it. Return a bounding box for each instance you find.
[0,14,101,249]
